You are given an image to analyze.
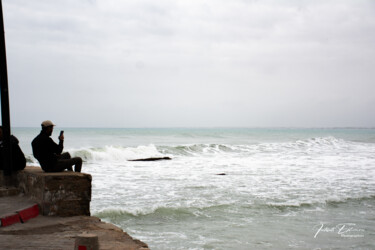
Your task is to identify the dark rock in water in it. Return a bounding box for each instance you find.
[216,173,226,175]
[128,157,172,162]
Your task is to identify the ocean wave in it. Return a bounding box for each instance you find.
[250,195,375,211]
[95,207,190,218]
[52,136,375,163]
[25,155,36,164]
[287,136,350,150]
[94,204,232,219]
[93,195,375,220]
[325,195,375,207]
[159,144,237,156]
[69,144,166,163]
[160,136,371,156]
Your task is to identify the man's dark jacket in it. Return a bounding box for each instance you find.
[0,135,26,171]
[32,131,63,171]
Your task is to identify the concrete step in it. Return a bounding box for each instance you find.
[0,195,40,227]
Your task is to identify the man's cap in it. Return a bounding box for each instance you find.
[41,120,56,127]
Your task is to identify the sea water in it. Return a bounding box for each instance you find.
[14,128,375,249]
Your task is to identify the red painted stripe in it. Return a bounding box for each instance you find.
[17,204,39,223]
[0,213,21,227]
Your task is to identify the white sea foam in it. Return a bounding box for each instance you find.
[84,137,375,211]
[69,144,165,163]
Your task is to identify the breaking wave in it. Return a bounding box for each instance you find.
[94,205,203,219]
[64,136,374,162]
[93,195,375,220]
[69,144,166,163]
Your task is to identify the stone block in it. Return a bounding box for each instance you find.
[16,167,92,216]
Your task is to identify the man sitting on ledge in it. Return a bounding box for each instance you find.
[32,120,82,172]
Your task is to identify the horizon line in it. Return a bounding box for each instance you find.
[11,126,375,130]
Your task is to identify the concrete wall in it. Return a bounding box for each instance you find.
[2,167,92,216]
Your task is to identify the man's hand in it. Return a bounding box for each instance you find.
[59,134,64,141]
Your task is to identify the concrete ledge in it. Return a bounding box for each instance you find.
[16,204,40,223]
[6,166,92,217]
[0,200,40,227]
[0,216,150,249]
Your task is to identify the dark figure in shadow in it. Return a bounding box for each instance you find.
[32,120,82,173]
[0,126,26,171]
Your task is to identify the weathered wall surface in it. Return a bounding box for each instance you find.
[9,167,92,216]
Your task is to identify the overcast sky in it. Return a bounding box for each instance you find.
[2,0,375,128]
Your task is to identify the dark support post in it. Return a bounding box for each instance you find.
[0,0,13,177]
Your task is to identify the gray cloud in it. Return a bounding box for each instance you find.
[3,0,375,127]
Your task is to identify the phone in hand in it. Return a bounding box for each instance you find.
[59,130,64,140]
